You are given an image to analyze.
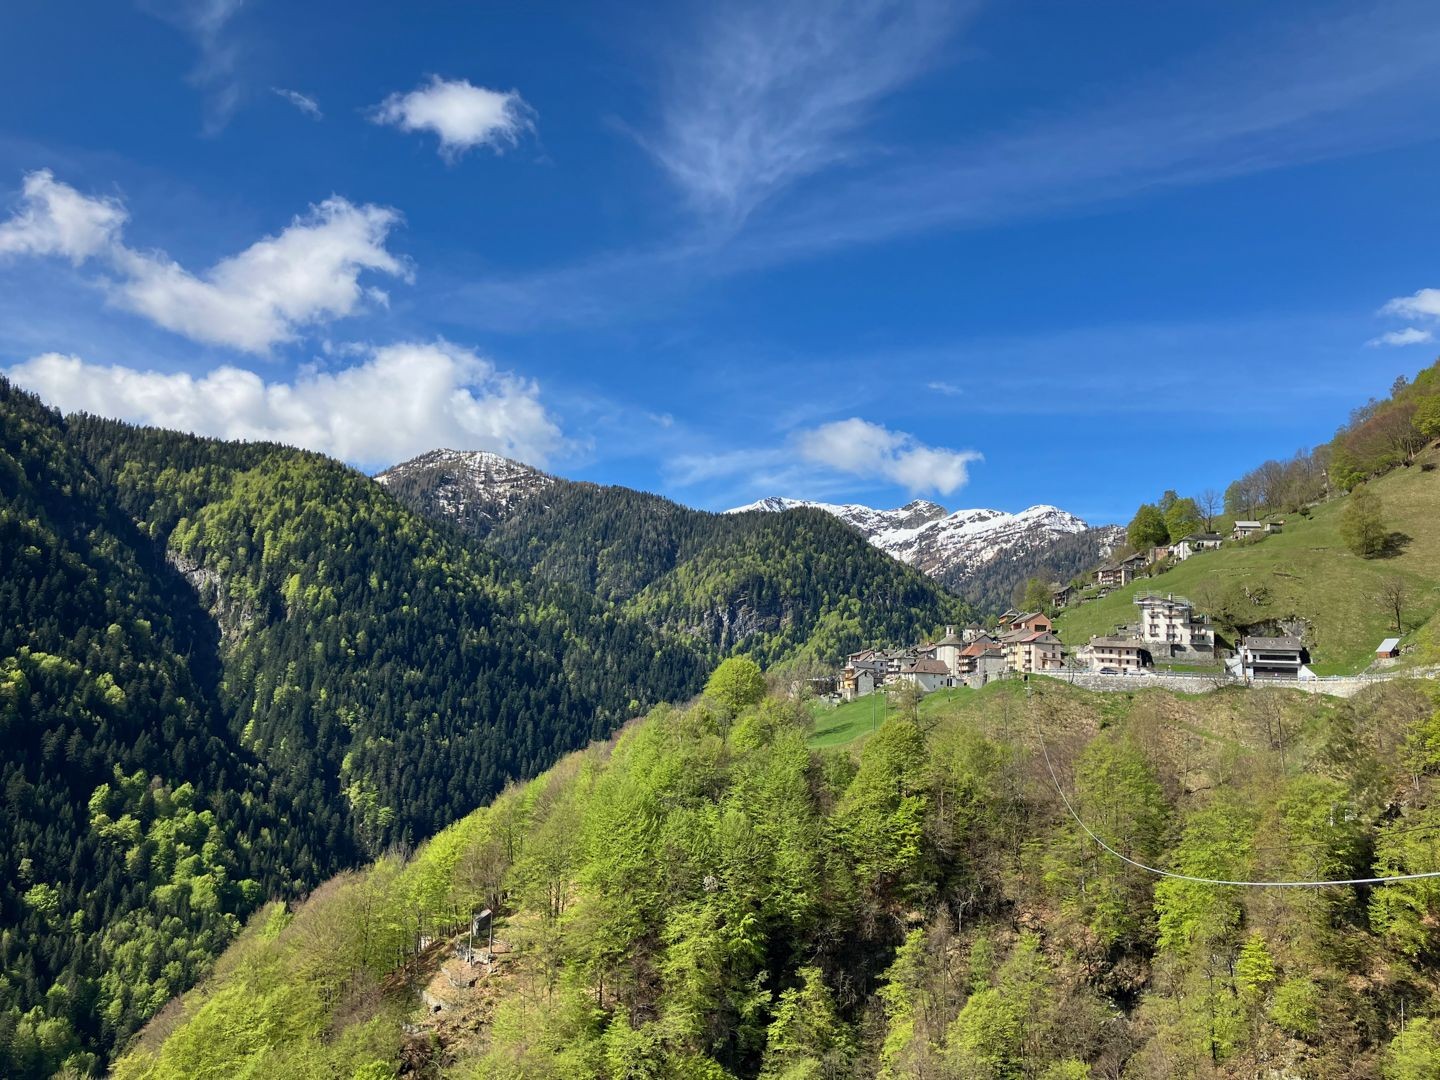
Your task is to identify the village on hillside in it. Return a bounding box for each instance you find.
[831,514,1400,701]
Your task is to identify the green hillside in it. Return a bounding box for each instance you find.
[399,472,973,668]
[1057,442,1440,673]
[112,676,1440,1079]
[0,381,709,1075]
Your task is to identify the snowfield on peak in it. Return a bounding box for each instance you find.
[727,496,1100,583]
[375,448,554,533]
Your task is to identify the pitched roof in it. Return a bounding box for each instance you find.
[1087,636,1145,649]
[901,658,950,675]
[1243,635,1303,651]
[1378,638,1402,652]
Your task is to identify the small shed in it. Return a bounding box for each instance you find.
[1377,637,1402,659]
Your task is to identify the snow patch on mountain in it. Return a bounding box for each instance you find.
[727,496,1097,582]
[375,448,553,530]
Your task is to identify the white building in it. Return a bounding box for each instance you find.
[933,626,966,677]
[1078,636,1151,673]
[1133,594,1215,658]
[1173,533,1223,561]
[1230,636,1313,680]
[895,658,951,693]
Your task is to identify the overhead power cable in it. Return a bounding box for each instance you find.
[1037,733,1440,889]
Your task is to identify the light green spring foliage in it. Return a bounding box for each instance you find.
[705,657,768,717]
[117,678,1440,1078]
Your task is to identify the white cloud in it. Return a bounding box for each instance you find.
[112,198,407,352]
[371,77,534,159]
[273,87,322,119]
[647,0,968,221]
[0,170,408,353]
[141,0,248,132]
[670,417,980,499]
[797,418,980,495]
[1367,326,1434,347]
[0,170,127,263]
[1381,288,1440,320]
[6,341,563,467]
[927,380,962,396]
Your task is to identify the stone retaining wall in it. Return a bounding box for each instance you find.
[1041,670,1436,699]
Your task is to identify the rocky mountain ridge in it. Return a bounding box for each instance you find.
[727,495,1114,590]
[375,448,554,536]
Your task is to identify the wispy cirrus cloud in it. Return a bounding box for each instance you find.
[0,169,409,353]
[7,341,563,469]
[273,87,322,119]
[140,0,248,132]
[643,0,973,224]
[450,0,1440,333]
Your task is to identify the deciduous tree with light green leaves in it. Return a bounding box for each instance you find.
[705,656,767,717]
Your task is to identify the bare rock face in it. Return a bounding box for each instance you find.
[375,449,555,536]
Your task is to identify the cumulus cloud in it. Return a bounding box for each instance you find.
[0,170,127,263]
[670,417,981,499]
[797,418,980,495]
[273,87,322,119]
[1367,326,1434,347]
[1381,288,1440,320]
[0,170,407,353]
[6,341,563,467]
[371,76,534,158]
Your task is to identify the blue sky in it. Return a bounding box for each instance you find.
[2,0,1439,523]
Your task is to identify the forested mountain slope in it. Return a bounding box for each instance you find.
[728,496,1124,612]
[115,675,1440,1078]
[0,380,707,1076]
[0,381,327,1075]
[382,462,971,662]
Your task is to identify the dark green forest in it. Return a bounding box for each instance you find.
[0,379,967,1076]
[389,471,972,662]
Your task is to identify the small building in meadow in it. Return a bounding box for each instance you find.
[1376,637,1402,659]
[839,665,878,701]
[1173,533,1224,561]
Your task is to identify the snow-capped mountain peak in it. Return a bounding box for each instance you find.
[727,496,1099,584]
[375,448,553,533]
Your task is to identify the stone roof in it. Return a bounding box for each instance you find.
[1087,636,1145,649]
[901,658,950,675]
[1243,635,1303,651]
